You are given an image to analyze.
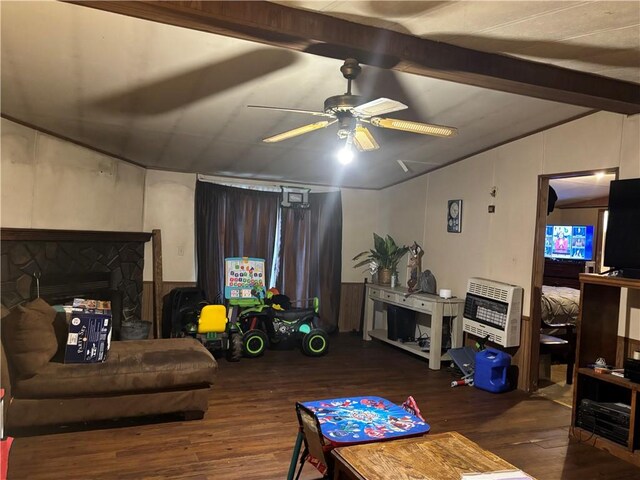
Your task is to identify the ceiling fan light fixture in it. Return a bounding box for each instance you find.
[338,134,355,165]
[338,147,354,165]
[371,117,457,137]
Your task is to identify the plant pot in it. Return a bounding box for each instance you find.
[377,268,392,285]
[120,320,152,340]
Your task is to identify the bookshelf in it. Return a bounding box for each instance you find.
[570,274,640,466]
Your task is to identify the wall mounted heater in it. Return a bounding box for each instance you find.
[463,277,524,347]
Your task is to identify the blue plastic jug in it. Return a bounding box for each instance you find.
[474,348,511,393]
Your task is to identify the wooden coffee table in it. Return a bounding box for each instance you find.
[332,431,534,480]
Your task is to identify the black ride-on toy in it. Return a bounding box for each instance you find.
[238,290,329,357]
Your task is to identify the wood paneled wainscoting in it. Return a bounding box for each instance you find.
[143,281,367,335]
[149,280,537,390]
[338,282,366,333]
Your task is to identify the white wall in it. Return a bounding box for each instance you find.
[142,170,197,282]
[543,112,624,174]
[377,175,429,286]
[379,111,640,316]
[341,188,381,282]
[619,114,640,179]
[619,288,640,340]
[425,150,499,300]
[1,118,145,231]
[3,112,638,308]
[548,207,600,228]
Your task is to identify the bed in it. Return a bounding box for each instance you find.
[541,285,580,326]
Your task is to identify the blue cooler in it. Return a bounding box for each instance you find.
[474,348,511,393]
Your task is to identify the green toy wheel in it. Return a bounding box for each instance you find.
[302,329,329,357]
[227,331,243,362]
[243,329,268,358]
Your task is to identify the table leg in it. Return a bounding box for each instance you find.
[451,311,463,349]
[287,431,303,480]
[429,303,444,370]
[363,293,374,340]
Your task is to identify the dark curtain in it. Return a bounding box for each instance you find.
[195,181,280,302]
[278,191,342,332]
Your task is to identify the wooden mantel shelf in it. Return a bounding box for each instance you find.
[0,228,152,243]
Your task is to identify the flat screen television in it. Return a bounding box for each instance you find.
[544,225,594,261]
[604,178,640,278]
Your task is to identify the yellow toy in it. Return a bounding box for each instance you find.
[189,304,243,362]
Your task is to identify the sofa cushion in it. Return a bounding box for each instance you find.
[13,337,217,398]
[2,298,59,378]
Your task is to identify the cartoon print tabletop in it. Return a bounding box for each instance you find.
[300,396,430,445]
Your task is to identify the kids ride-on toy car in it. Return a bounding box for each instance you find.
[181,304,243,362]
[238,290,329,357]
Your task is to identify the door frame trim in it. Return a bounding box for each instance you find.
[527,168,618,392]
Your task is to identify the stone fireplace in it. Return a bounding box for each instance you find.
[1,229,152,322]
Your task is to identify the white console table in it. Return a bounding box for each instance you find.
[363,284,465,370]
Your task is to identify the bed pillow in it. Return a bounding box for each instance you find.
[1,298,59,378]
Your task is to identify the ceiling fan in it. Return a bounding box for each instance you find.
[248,58,457,152]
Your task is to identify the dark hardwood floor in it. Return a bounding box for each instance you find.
[6,334,639,479]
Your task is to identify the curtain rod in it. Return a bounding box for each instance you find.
[197,174,339,193]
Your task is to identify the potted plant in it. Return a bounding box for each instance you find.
[353,233,410,286]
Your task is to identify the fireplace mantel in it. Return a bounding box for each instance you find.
[1,228,154,327]
[1,228,152,243]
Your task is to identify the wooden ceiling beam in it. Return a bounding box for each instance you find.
[69,1,640,114]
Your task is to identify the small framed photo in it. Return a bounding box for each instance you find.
[447,199,462,233]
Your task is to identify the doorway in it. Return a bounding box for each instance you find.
[528,169,617,398]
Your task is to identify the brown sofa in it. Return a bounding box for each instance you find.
[1,299,217,431]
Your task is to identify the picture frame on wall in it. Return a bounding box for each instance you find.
[447,199,462,233]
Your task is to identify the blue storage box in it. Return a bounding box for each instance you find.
[474,348,511,393]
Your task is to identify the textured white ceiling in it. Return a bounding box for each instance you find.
[551,173,617,204]
[1,1,637,188]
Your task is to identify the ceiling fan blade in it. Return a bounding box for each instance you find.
[248,105,334,118]
[371,117,458,137]
[352,98,407,117]
[263,120,337,143]
[353,125,380,151]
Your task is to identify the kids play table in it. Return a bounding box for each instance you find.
[287,396,430,479]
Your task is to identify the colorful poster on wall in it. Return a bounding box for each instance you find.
[224,257,266,300]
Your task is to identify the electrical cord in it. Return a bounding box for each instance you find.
[443,299,455,349]
[415,325,430,350]
[415,324,429,341]
[414,299,457,350]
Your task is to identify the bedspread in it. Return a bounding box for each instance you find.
[541,285,580,325]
